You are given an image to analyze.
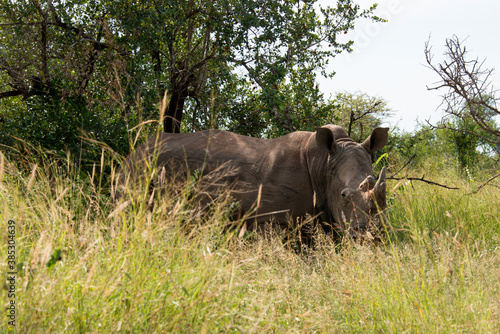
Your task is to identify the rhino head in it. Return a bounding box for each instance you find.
[312,125,388,237]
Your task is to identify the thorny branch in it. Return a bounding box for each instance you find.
[389,153,416,179]
[424,35,500,146]
[388,153,459,190]
[387,175,460,190]
[424,35,500,194]
[388,154,500,192]
[469,171,500,194]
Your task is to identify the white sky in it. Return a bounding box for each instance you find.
[317,0,500,132]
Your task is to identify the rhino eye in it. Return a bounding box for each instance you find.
[341,188,351,198]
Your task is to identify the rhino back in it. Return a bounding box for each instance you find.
[122,129,318,221]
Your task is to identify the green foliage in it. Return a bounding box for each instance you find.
[225,1,383,136]
[333,91,392,142]
[0,0,163,161]
[0,95,132,164]
[0,0,383,153]
[439,107,499,173]
[387,120,499,181]
[442,117,482,171]
[388,125,448,170]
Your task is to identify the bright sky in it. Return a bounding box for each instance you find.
[318,0,500,132]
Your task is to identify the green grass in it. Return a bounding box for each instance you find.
[1,150,500,333]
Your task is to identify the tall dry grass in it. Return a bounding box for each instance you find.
[1,147,499,333]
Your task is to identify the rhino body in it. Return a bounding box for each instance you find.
[117,125,388,236]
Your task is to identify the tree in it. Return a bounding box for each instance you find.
[439,108,498,172]
[0,1,105,100]
[0,0,141,159]
[107,0,233,133]
[425,36,500,178]
[333,92,391,142]
[0,0,383,161]
[230,1,383,136]
[111,0,383,134]
[425,36,500,146]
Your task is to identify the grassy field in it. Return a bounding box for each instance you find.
[1,150,499,333]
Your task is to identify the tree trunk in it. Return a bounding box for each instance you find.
[347,109,355,137]
[163,91,186,133]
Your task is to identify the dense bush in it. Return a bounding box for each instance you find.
[387,124,499,178]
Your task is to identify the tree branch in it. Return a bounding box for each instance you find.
[47,2,109,51]
[31,0,49,83]
[469,172,500,194]
[388,175,460,190]
[0,90,24,98]
[425,35,500,146]
[272,105,295,132]
[390,153,416,178]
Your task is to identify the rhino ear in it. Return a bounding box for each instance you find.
[361,127,389,153]
[315,127,338,153]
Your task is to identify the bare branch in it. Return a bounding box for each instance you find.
[390,153,416,178]
[0,90,24,98]
[469,172,500,194]
[388,175,459,190]
[387,151,459,190]
[425,35,500,148]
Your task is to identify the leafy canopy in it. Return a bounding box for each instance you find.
[0,0,382,161]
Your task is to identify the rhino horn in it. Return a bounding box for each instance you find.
[373,167,387,208]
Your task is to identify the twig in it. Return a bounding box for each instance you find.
[469,171,500,194]
[387,175,459,190]
[390,153,416,178]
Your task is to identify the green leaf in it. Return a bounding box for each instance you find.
[46,248,63,269]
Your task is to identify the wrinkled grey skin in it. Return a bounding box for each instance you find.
[116,125,388,236]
